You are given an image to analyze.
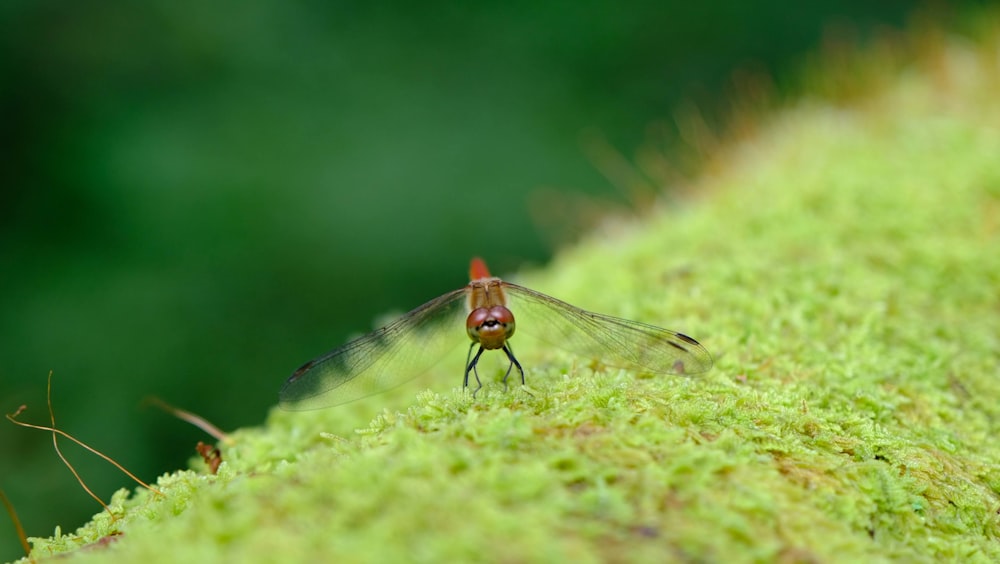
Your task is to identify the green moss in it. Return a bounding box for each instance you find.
[16,16,1000,564]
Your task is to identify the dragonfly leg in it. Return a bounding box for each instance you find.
[500,343,525,391]
[465,343,485,397]
[464,342,475,387]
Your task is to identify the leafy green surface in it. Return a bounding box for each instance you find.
[14,20,1000,564]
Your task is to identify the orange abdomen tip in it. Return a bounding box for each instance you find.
[469,257,492,281]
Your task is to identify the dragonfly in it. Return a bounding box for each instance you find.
[279,258,712,410]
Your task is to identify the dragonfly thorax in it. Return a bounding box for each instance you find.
[466,306,515,350]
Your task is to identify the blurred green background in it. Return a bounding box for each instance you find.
[0,0,971,559]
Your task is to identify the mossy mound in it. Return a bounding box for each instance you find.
[17,13,1000,564]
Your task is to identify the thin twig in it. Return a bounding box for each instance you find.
[44,374,115,518]
[144,397,233,445]
[0,488,33,562]
[7,374,165,501]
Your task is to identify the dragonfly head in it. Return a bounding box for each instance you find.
[466,306,515,350]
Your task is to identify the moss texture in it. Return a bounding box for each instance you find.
[15,15,1000,564]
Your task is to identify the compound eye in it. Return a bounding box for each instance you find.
[466,308,491,339]
[488,306,515,337]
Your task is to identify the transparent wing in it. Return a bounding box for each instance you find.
[279,288,469,410]
[502,282,713,375]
